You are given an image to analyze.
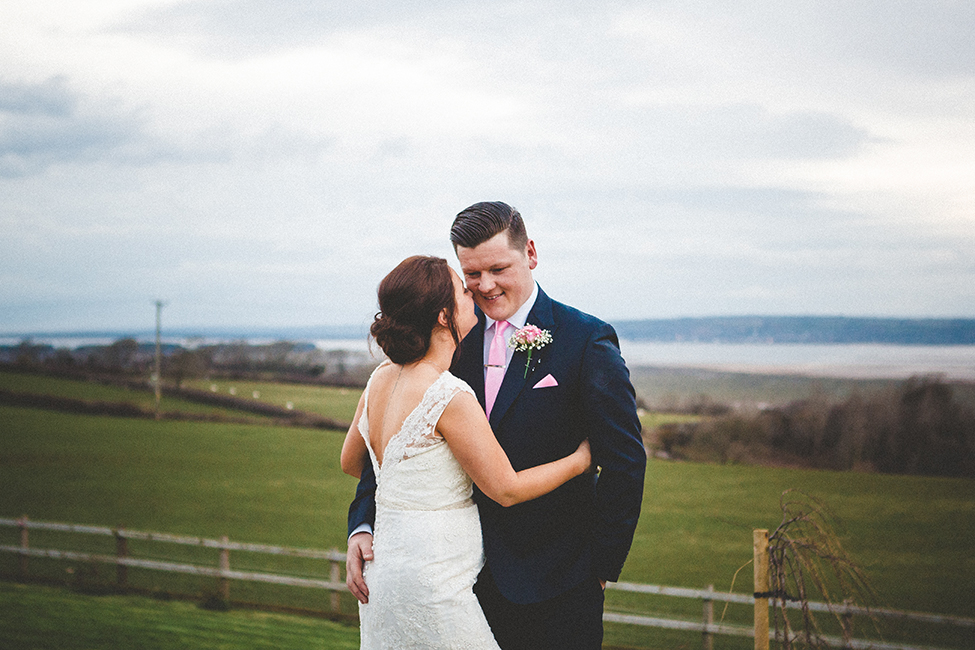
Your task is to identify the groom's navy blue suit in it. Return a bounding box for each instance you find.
[348,286,646,645]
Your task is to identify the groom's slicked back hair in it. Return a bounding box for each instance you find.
[450,201,528,251]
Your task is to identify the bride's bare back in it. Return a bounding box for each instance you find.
[365,361,444,467]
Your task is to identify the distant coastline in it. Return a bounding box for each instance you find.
[4,315,975,348]
[4,318,975,380]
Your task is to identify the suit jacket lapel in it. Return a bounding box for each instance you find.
[488,287,557,428]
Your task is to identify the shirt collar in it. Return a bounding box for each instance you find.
[485,282,539,332]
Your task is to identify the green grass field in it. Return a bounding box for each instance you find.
[183,377,362,423]
[1,368,692,435]
[629,365,975,411]
[0,370,277,422]
[629,365,895,409]
[2,369,974,649]
[0,581,360,650]
[0,406,356,551]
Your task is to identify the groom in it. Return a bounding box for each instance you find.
[347,201,646,649]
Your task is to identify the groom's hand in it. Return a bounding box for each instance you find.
[346,532,374,604]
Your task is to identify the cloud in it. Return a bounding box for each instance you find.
[0,73,338,179]
[116,0,466,55]
[0,77,139,176]
[0,76,75,116]
[1,0,974,331]
[767,1,975,78]
[613,103,875,164]
[630,1,975,79]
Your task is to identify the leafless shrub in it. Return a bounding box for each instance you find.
[766,490,877,649]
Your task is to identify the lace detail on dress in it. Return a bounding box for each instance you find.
[358,364,475,466]
[383,371,473,463]
[359,368,477,513]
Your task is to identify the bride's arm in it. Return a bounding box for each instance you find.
[438,391,591,507]
[340,393,369,478]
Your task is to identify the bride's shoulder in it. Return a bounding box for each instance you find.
[442,371,475,397]
[365,360,397,387]
[377,360,396,371]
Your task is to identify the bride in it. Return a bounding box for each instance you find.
[341,255,591,650]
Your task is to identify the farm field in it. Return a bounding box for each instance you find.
[183,377,362,423]
[1,371,974,648]
[629,364,975,410]
[630,365,890,410]
[0,369,277,423]
[0,367,693,433]
[0,581,360,650]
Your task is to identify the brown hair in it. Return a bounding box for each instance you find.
[450,201,528,250]
[370,256,462,364]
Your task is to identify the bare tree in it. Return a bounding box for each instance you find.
[766,490,877,649]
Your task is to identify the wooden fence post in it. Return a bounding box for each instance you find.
[18,515,29,578]
[702,583,714,650]
[219,535,230,601]
[754,529,770,650]
[115,528,128,589]
[330,557,341,614]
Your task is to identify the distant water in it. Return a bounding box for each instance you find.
[4,334,974,380]
[0,335,375,353]
[618,341,975,380]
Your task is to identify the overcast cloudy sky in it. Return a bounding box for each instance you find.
[2,0,973,334]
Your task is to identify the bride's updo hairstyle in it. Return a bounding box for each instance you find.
[371,255,462,365]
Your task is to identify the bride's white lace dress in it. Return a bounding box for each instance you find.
[357,367,500,650]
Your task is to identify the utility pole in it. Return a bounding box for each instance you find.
[154,300,165,419]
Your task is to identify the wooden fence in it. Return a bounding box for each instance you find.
[1,516,347,614]
[2,517,972,650]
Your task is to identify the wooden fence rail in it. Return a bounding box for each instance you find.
[1,516,347,613]
[2,517,972,650]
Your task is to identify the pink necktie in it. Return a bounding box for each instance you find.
[485,320,510,418]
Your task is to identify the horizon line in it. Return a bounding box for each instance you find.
[4,314,975,339]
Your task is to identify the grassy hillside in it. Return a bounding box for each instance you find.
[0,369,277,422]
[630,365,896,410]
[631,365,975,412]
[0,406,355,551]
[0,368,695,436]
[2,368,973,647]
[182,377,361,422]
[2,402,973,648]
[0,581,360,650]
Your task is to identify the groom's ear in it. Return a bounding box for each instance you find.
[526,239,538,270]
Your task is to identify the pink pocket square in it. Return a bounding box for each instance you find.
[533,374,559,389]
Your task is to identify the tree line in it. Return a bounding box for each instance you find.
[653,375,975,478]
[1,337,378,387]
[7,338,974,477]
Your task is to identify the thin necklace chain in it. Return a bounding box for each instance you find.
[383,360,442,432]
[417,359,447,374]
[376,365,404,462]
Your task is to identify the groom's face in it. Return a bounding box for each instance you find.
[455,231,537,323]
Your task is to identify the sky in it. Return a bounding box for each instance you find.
[2,0,974,334]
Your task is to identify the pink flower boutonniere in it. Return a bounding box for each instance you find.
[508,323,553,378]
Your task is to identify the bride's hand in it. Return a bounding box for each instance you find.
[573,438,593,474]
